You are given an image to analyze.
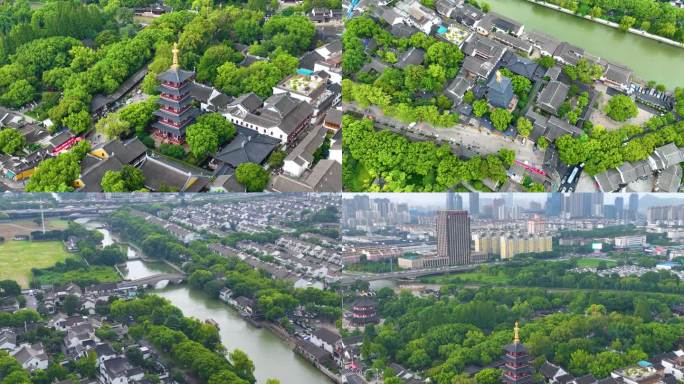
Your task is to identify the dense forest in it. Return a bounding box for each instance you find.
[343,115,516,192]
[360,286,684,384]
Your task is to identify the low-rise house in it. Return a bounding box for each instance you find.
[602,63,633,92]
[652,143,684,170]
[210,128,280,175]
[270,159,341,192]
[310,328,341,354]
[63,323,100,356]
[190,83,232,112]
[394,0,441,34]
[137,155,211,192]
[537,80,570,116]
[492,31,532,54]
[540,361,570,384]
[99,356,145,384]
[451,3,484,28]
[283,127,328,178]
[223,93,313,144]
[209,174,245,193]
[219,288,233,303]
[323,109,342,132]
[234,296,256,316]
[445,75,473,105]
[295,339,331,365]
[461,56,496,80]
[524,30,561,57]
[553,42,584,66]
[475,12,524,36]
[11,343,48,371]
[502,52,542,80]
[659,351,684,380]
[394,47,425,69]
[329,130,342,164]
[0,329,16,351]
[656,165,682,192]
[94,343,117,367]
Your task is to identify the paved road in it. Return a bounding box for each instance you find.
[345,103,545,168]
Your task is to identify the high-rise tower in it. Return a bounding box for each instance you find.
[436,210,471,265]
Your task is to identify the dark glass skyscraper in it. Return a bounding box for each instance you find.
[447,191,463,210]
[629,194,639,219]
[469,193,479,217]
[436,210,471,265]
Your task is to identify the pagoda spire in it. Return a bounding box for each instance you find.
[514,321,520,344]
[171,42,180,70]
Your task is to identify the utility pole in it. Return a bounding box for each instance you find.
[40,201,45,234]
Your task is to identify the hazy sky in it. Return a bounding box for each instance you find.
[343,193,683,210]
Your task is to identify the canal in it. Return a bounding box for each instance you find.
[77,218,329,384]
[485,0,684,89]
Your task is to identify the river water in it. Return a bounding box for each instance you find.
[76,218,328,384]
[486,0,684,88]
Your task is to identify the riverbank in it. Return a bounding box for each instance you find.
[485,0,684,88]
[524,0,684,49]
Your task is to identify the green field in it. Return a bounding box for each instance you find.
[0,240,71,287]
[425,270,511,285]
[575,258,618,268]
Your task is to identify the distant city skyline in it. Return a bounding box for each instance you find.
[343,193,684,211]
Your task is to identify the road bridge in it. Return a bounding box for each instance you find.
[118,273,186,289]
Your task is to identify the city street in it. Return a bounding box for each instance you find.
[344,103,546,169]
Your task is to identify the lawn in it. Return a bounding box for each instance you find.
[0,240,72,287]
[575,258,618,268]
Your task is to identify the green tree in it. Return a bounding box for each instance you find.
[235,163,269,192]
[267,150,286,168]
[75,352,97,378]
[516,117,532,137]
[0,79,35,108]
[186,113,236,158]
[229,349,255,383]
[490,108,512,131]
[96,114,131,139]
[0,128,25,154]
[473,100,489,117]
[537,136,549,149]
[475,368,501,384]
[619,15,636,31]
[63,294,80,315]
[537,56,555,69]
[101,165,145,192]
[605,95,638,122]
[62,110,91,134]
[589,6,602,18]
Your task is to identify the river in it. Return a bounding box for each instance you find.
[485,0,684,89]
[76,218,329,384]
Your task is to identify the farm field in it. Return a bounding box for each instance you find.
[0,240,71,287]
[0,219,69,239]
